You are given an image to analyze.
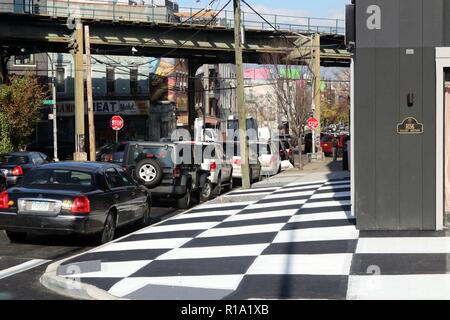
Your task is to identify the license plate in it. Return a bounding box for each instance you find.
[30,201,50,212]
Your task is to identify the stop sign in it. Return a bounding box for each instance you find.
[110,115,124,131]
[307,117,319,130]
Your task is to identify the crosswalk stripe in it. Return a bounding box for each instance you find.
[0,259,50,280]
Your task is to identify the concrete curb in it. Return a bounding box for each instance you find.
[39,202,211,300]
[40,257,122,300]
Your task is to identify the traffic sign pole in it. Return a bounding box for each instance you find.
[111,115,124,144]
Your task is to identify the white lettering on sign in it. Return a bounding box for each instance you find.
[366,5,381,30]
[56,100,149,116]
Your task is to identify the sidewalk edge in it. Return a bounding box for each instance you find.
[40,257,123,300]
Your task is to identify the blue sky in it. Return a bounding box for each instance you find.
[177,0,350,19]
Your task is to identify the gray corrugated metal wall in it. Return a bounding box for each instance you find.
[354,0,444,230]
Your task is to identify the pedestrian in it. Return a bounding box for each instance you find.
[332,135,339,161]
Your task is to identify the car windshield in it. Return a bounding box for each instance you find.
[23,169,94,188]
[0,155,29,165]
[322,135,333,142]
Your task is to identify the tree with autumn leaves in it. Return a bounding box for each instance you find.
[0,74,46,152]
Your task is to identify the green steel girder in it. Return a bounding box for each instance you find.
[0,13,350,66]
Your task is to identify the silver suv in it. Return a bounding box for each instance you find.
[197,142,233,201]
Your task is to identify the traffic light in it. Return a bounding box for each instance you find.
[68,31,79,54]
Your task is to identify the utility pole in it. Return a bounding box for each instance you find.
[203,64,209,141]
[233,0,251,189]
[312,33,322,154]
[72,22,87,161]
[45,53,59,161]
[84,25,96,161]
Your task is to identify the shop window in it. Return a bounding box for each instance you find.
[56,67,65,93]
[106,67,115,96]
[14,54,35,66]
[130,68,138,95]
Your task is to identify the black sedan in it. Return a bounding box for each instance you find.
[0,152,51,187]
[0,162,152,244]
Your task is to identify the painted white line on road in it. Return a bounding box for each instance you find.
[356,237,450,254]
[265,191,315,199]
[172,210,240,219]
[135,222,221,234]
[318,184,350,191]
[63,260,153,278]
[91,238,192,252]
[273,226,359,243]
[198,223,285,238]
[286,181,326,187]
[302,200,352,209]
[310,191,351,199]
[109,275,245,297]
[246,254,353,275]
[347,274,450,300]
[0,259,50,280]
[156,244,268,260]
[247,199,307,209]
[277,184,323,192]
[195,201,255,209]
[225,209,299,222]
[324,180,351,186]
[289,211,354,223]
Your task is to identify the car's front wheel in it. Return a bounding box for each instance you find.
[5,230,27,243]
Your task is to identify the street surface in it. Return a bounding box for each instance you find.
[0,206,182,300]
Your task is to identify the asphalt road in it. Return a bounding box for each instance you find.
[0,206,183,300]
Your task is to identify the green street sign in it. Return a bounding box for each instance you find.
[43,100,54,105]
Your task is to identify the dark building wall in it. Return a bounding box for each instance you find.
[354,0,444,230]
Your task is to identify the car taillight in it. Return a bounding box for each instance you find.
[12,166,23,176]
[210,162,217,171]
[173,168,181,178]
[0,191,9,209]
[71,196,90,214]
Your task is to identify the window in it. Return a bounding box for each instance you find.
[0,155,29,165]
[130,68,138,95]
[117,169,134,186]
[56,67,65,93]
[106,67,115,96]
[105,168,125,188]
[14,54,35,66]
[23,169,93,187]
[31,153,44,165]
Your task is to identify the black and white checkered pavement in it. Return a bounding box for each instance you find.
[56,177,450,300]
[59,178,355,300]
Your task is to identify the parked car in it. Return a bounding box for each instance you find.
[122,141,210,209]
[0,152,50,187]
[27,140,75,161]
[0,170,6,192]
[0,162,151,244]
[258,141,281,176]
[227,141,262,183]
[97,141,128,163]
[320,134,334,156]
[197,142,233,201]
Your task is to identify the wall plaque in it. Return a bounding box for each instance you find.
[397,117,423,134]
